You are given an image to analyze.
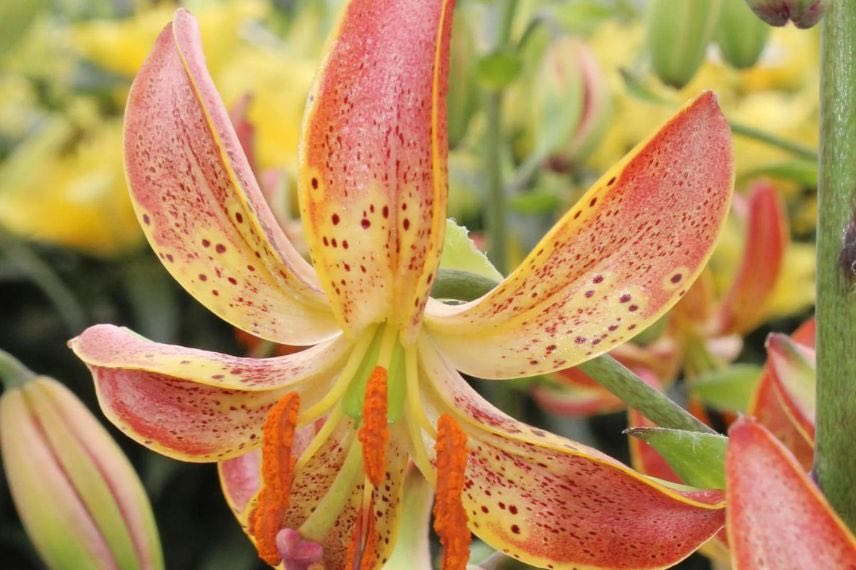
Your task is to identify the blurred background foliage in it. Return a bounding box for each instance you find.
[0,0,818,568]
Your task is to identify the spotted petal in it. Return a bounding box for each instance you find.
[125,9,338,346]
[298,0,454,338]
[418,339,725,569]
[726,417,856,569]
[69,325,349,461]
[426,92,733,379]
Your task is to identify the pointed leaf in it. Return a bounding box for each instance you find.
[439,219,503,282]
[626,427,727,489]
[691,364,764,413]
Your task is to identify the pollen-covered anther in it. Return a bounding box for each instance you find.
[433,414,471,570]
[248,392,300,566]
[358,366,389,488]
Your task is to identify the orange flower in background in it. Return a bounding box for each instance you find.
[71,1,735,568]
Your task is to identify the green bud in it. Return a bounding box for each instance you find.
[528,36,587,161]
[742,0,824,28]
[647,0,723,88]
[717,0,771,69]
[0,352,163,570]
[447,16,478,148]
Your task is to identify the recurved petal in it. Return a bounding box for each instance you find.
[726,417,856,569]
[125,9,338,346]
[418,340,725,569]
[531,367,624,417]
[766,333,816,439]
[715,181,788,335]
[747,319,815,470]
[298,0,455,339]
[425,92,733,379]
[70,325,348,461]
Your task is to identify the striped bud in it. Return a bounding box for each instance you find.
[0,351,163,570]
[718,0,771,69]
[647,0,722,88]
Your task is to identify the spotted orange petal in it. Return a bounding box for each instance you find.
[69,325,348,461]
[125,9,338,346]
[418,339,725,569]
[726,417,856,569]
[298,0,455,339]
[425,92,733,379]
[715,180,788,335]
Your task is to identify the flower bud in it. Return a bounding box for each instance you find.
[0,351,163,570]
[717,0,771,69]
[742,0,824,29]
[527,37,587,162]
[647,0,722,88]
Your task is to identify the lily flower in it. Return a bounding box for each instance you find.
[71,2,735,568]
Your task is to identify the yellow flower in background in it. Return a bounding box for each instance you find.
[70,0,269,78]
[217,46,317,173]
[587,21,819,180]
[0,114,143,256]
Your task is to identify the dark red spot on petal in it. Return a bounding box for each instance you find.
[215,244,227,254]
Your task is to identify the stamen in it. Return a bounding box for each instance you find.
[359,510,378,570]
[433,414,471,570]
[249,392,300,565]
[358,367,389,487]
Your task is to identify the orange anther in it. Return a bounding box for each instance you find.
[433,414,470,570]
[248,392,300,565]
[358,367,389,488]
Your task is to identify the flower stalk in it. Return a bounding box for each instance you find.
[816,0,856,531]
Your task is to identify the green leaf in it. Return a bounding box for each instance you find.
[626,427,728,489]
[691,364,764,413]
[439,219,503,281]
[476,50,523,90]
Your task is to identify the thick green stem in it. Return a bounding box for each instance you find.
[816,0,856,531]
[0,350,36,390]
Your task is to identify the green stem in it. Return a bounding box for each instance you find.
[578,356,715,434]
[730,120,818,162]
[485,92,508,274]
[0,229,87,334]
[483,0,519,275]
[815,0,856,531]
[0,350,36,390]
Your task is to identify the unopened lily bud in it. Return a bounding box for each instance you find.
[742,0,824,28]
[0,351,163,570]
[647,0,722,88]
[528,37,587,162]
[447,16,478,148]
[717,0,771,69]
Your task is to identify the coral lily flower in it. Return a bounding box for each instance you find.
[71,2,734,568]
